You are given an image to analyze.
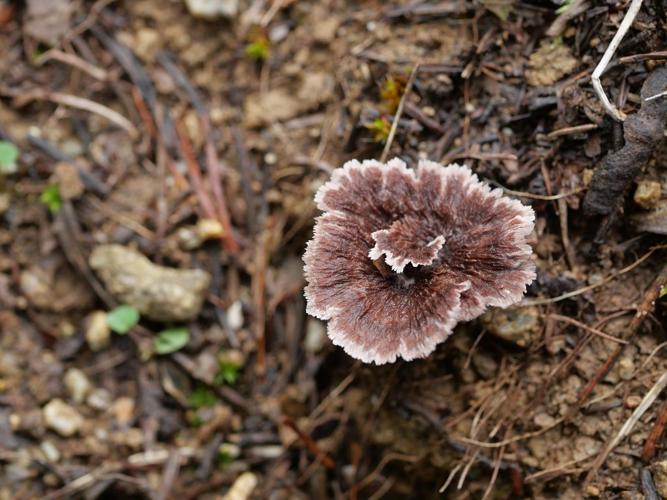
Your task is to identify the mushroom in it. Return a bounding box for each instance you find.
[303,158,535,364]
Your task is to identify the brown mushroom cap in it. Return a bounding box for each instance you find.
[304,158,535,364]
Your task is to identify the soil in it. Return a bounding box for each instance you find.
[1,0,667,498]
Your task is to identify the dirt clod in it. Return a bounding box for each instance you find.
[89,244,211,322]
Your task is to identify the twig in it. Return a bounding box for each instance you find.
[584,371,667,483]
[558,197,577,270]
[173,118,218,221]
[35,48,109,81]
[546,123,597,140]
[548,314,627,345]
[489,182,583,201]
[452,417,565,449]
[281,416,335,469]
[642,399,667,463]
[1,87,138,137]
[591,0,644,121]
[380,64,419,163]
[572,263,667,416]
[522,245,661,306]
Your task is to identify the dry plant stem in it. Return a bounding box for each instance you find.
[380,64,419,163]
[642,398,667,463]
[281,416,335,469]
[546,123,597,140]
[174,118,218,221]
[522,245,661,306]
[253,229,269,374]
[591,0,644,121]
[584,371,667,484]
[548,314,627,344]
[35,48,109,80]
[1,87,138,137]
[203,123,240,253]
[572,263,667,415]
[558,198,577,270]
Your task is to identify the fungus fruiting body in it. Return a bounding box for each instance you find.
[303,158,535,364]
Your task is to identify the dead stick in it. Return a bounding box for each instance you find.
[380,64,419,163]
[281,416,335,469]
[642,398,667,462]
[174,118,218,221]
[202,117,239,254]
[571,264,667,417]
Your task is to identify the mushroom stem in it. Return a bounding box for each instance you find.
[372,257,392,278]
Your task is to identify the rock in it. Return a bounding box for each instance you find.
[244,72,335,128]
[533,413,556,429]
[244,89,301,128]
[526,43,578,87]
[226,300,244,331]
[0,193,10,215]
[481,306,541,347]
[109,397,135,426]
[54,162,84,200]
[85,311,110,352]
[298,72,335,108]
[134,27,160,62]
[223,472,258,500]
[89,244,211,322]
[63,368,92,404]
[634,180,661,209]
[177,218,224,250]
[184,0,238,19]
[43,399,83,437]
[86,388,112,411]
[40,440,60,462]
[617,356,635,381]
[19,267,52,309]
[313,16,340,44]
[632,200,667,235]
[24,0,72,44]
[652,461,667,498]
[304,318,327,353]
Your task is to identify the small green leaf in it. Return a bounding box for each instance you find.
[217,448,235,466]
[0,141,19,174]
[556,0,573,14]
[188,386,217,409]
[660,285,667,298]
[40,185,62,213]
[106,305,140,334]
[155,327,190,354]
[245,39,269,61]
[215,359,242,385]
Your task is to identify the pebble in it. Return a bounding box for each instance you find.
[651,461,667,498]
[109,396,135,426]
[222,472,258,500]
[63,368,92,404]
[226,300,244,331]
[85,311,110,352]
[480,306,541,347]
[184,0,238,19]
[86,388,112,411]
[634,180,662,209]
[304,318,327,353]
[625,394,642,409]
[89,244,211,322]
[617,356,635,381]
[40,440,61,462]
[54,162,84,200]
[43,399,84,437]
[533,413,556,428]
